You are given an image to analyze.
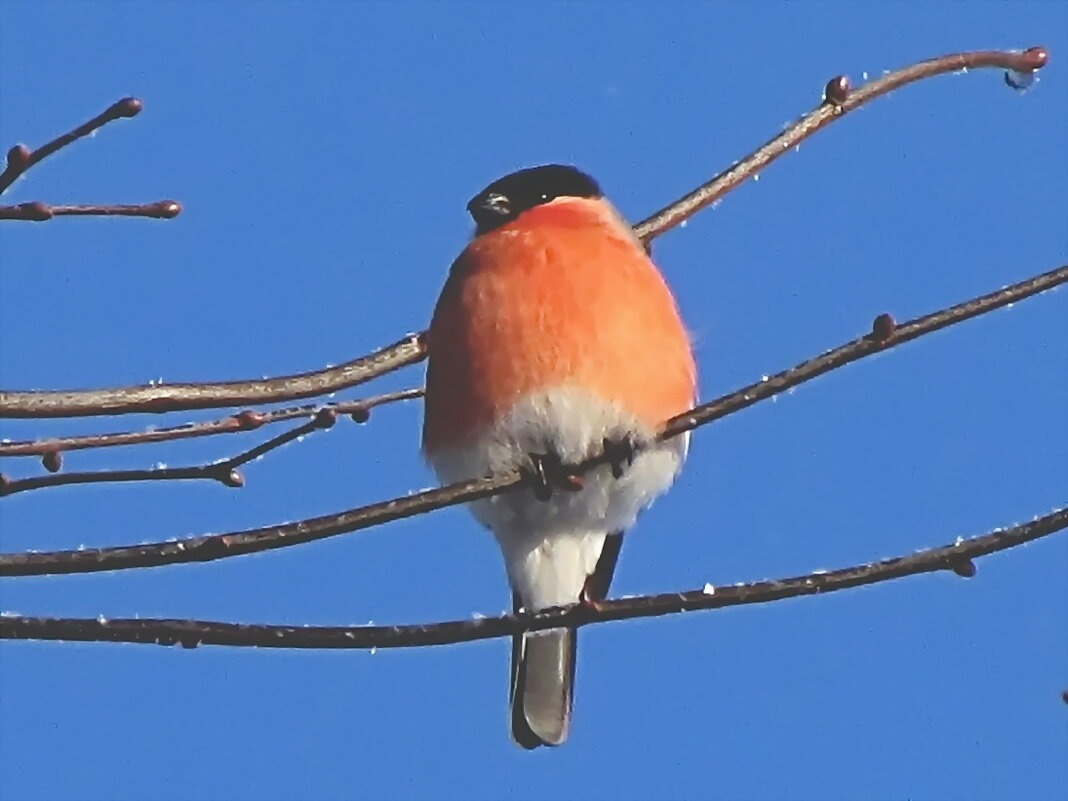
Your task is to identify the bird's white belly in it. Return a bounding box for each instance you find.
[427,386,688,608]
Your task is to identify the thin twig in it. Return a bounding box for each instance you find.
[633,47,1049,239]
[0,408,343,498]
[2,264,1062,576]
[0,334,427,419]
[1,47,1045,420]
[0,201,182,221]
[2,507,1063,649]
[660,265,1067,439]
[0,97,143,195]
[0,388,424,458]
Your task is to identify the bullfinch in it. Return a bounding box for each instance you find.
[422,165,696,748]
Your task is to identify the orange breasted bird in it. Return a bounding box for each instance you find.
[422,165,696,748]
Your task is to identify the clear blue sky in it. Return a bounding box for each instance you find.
[1,3,1065,800]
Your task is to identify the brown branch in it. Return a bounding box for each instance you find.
[632,46,1049,239]
[0,97,183,224]
[0,201,181,221]
[2,507,1063,649]
[0,333,426,419]
[0,407,351,497]
[2,264,1062,576]
[1,46,1045,420]
[0,97,143,195]
[0,388,423,458]
[659,265,1066,439]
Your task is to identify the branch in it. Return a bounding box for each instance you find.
[659,265,1066,439]
[0,408,343,498]
[0,389,421,495]
[0,97,184,224]
[632,46,1049,239]
[1,47,1046,419]
[0,388,423,458]
[0,333,426,419]
[2,264,1062,576]
[0,201,181,221]
[2,507,1063,649]
[0,97,142,195]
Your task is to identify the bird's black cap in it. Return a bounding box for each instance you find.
[467,164,602,235]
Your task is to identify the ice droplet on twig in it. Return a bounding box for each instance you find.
[1004,69,1035,91]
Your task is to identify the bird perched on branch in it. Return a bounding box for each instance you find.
[422,165,696,748]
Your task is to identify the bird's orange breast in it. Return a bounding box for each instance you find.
[422,199,696,451]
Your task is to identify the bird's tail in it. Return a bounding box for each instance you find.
[507,532,622,749]
[510,625,576,749]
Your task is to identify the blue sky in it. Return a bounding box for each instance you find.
[1,3,1065,800]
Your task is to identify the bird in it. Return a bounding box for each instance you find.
[422,164,696,748]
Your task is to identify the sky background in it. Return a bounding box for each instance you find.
[1,3,1066,800]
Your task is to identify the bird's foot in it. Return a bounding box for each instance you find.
[524,451,584,502]
[602,434,639,480]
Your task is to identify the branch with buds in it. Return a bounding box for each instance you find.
[2,507,1063,649]
[1,259,1064,575]
[0,97,182,221]
[0,389,424,495]
[0,46,1062,651]
[0,46,1048,419]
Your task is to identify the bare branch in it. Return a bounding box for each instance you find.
[660,265,1067,439]
[0,388,424,458]
[1,47,1045,420]
[0,334,426,419]
[0,201,181,221]
[0,97,183,224]
[0,408,343,498]
[2,507,1063,649]
[633,46,1050,239]
[3,264,1062,576]
[0,97,143,195]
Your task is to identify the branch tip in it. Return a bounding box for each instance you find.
[109,97,143,119]
[220,469,244,488]
[151,200,182,219]
[1020,46,1050,70]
